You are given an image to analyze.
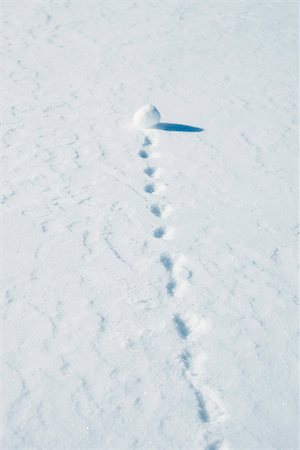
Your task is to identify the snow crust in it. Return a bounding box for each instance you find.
[1,1,298,449]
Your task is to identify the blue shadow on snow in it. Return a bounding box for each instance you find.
[151,123,204,132]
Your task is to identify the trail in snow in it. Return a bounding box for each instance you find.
[137,130,229,449]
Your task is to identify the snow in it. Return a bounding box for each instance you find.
[1,0,298,449]
[133,105,161,129]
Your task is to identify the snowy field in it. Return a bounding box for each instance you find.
[1,1,299,449]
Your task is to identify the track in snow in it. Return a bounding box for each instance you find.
[136,129,229,449]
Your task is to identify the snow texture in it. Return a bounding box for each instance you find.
[133,104,161,129]
[1,1,298,450]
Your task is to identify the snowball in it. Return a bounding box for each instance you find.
[133,104,161,129]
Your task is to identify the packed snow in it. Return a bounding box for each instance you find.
[133,105,161,129]
[1,1,298,449]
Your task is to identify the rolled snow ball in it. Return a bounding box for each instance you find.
[133,104,161,129]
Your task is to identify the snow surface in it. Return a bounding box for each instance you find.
[1,1,298,449]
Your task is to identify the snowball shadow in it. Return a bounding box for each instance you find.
[151,123,204,132]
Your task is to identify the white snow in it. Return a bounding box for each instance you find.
[133,104,161,129]
[1,1,298,449]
